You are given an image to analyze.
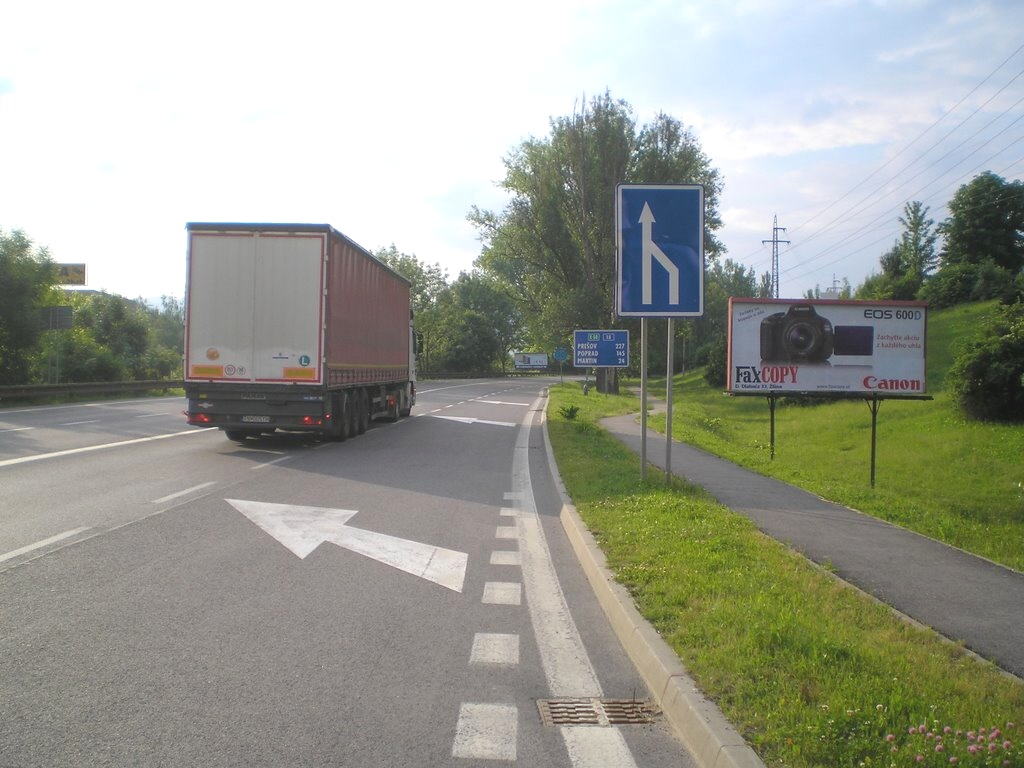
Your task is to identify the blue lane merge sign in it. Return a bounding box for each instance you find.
[573,330,629,368]
[616,184,704,317]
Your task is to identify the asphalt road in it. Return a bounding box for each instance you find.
[0,381,695,768]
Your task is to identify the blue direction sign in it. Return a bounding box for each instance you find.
[616,184,704,317]
[573,330,629,368]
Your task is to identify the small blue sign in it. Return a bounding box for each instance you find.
[553,347,568,363]
[616,184,704,317]
[573,330,629,368]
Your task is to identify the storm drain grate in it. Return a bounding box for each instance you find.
[536,698,657,727]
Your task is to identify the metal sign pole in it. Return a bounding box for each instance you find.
[665,318,674,485]
[640,318,647,480]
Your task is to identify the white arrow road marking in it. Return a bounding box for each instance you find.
[640,201,679,305]
[430,415,517,428]
[227,499,468,592]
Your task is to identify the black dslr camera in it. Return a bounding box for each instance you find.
[760,304,834,363]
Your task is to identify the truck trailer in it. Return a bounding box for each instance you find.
[183,222,417,441]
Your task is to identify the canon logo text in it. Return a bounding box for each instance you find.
[863,376,923,392]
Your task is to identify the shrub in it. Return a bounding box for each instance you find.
[947,302,1024,421]
[920,261,1015,308]
[703,333,728,388]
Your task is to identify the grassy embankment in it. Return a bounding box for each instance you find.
[546,300,1023,767]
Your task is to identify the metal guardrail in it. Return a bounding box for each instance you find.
[0,380,185,401]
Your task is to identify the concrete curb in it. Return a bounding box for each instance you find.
[541,401,766,768]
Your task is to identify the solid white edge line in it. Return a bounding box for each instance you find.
[514,395,639,768]
[0,428,216,469]
[0,527,92,564]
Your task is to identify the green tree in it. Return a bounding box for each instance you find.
[470,91,725,391]
[430,298,502,373]
[858,202,937,301]
[36,326,126,383]
[74,294,152,379]
[447,272,523,373]
[938,171,1024,272]
[695,259,756,386]
[0,228,57,385]
[899,200,939,283]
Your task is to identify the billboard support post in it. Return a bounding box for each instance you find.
[868,395,881,488]
[769,395,777,460]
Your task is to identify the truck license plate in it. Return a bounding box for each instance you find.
[241,415,271,423]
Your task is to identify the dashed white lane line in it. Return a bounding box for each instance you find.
[490,550,522,566]
[151,481,217,504]
[495,525,517,539]
[0,527,92,564]
[562,726,640,767]
[0,428,215,469]
[60,420,101,426]
[249,456,291,470]
[470,633,520,666]
[452,703,518,761]
[482,581,522,605]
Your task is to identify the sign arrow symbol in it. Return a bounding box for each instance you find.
[227,499,468,592]
[640,202,679,305]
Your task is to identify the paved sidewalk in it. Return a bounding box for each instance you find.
[600,408,1024,679]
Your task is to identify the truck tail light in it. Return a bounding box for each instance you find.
[186,411,212,425]
[301,416,322,426]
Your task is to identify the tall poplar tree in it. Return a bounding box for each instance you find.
[469,92,724,382]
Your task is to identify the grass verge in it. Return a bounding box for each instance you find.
[641,301,1024,573]
[547,383,1023,768]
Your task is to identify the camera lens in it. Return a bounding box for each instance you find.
[784,322,819,355]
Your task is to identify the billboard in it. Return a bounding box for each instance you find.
[56,264,87,285]
[727,298,927,395]
[513,352,549,370]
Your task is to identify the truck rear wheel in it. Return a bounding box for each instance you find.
[330,392,349,441]
[348,391,360,437]
[356,389,369,434]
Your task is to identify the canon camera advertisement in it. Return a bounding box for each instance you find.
[727,298,928,395]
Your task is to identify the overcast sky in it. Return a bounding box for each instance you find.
[2,1,1022,303]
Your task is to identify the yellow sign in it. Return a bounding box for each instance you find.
[56,264,87,285]
[190,365,225,378]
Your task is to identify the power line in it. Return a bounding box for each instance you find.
[776,46,1024,290]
